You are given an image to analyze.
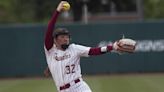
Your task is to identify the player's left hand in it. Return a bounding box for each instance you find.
[44,67,51,77]
[113,38,136,53]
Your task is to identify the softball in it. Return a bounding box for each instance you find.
[63,2,70,11]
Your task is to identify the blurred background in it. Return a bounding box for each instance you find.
[1,0,164,23]
[0,0,164,92]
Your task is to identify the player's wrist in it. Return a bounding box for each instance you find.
[100,45,113,53]
[107,45,113,52]
[56,8,61,12]
[56,10,60,14]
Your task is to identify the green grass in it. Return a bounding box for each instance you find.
[0,74,164,92]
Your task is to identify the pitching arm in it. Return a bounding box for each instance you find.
[44,11,60,50]
[45,1,68,50]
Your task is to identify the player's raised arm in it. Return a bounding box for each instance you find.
[44,1,69,50]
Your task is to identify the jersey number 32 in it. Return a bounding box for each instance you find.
[65,64,75,74]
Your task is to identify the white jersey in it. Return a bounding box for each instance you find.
[44,43,90,88]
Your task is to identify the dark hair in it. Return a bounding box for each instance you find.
[53,28,70,38]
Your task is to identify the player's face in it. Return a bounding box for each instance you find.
[55,34,70,46]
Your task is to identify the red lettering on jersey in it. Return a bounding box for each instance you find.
[54,53,71,61]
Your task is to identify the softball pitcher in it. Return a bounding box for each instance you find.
[44,1,136,92]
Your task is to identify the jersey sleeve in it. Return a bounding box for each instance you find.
[73,44,91,57]
[44,11,59,51]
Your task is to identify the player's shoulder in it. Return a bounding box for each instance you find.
[68,43,80,49]
[69,43,83,48]
[69,43,77,48]
[69,43,90,49]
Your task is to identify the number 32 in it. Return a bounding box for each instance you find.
[65,64,75,74]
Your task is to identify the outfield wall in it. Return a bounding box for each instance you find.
[0,21,164,77]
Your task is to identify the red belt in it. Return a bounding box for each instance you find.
[60,78,80,90]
